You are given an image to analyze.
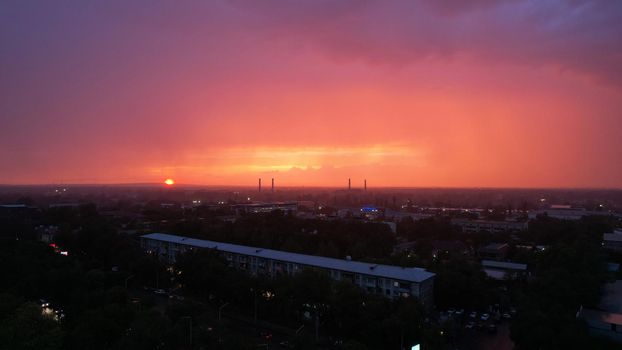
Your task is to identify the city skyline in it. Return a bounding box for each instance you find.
[2,0,622,188]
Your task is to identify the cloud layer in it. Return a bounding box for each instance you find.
[1,0,621,187]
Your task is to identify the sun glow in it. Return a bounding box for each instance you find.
[164,178,175,185]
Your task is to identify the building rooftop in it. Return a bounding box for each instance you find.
[142,233,435,283]
[235,202,297,207]
[481,260,527,270]
[550,204,576,210]
[480,243,509,251]
[452,218,524,224]
[604,233,622,243]
[579,308,622,327]
[599,280,622,314]
[0,204,28,208]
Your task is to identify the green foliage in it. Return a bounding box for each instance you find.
[510,216,618,350]
[432,257,490,310]
[171,211,396,260]
[398,217,455,241]
[0,302,64,350]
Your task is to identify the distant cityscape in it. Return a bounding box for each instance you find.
[1,185,622,349]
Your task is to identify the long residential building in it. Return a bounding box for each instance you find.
[528,205,612,221]
[451,218,528,233]
[603,230,622,252]
[141,233,435,306]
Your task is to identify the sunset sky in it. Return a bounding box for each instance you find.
[2,0,622,187]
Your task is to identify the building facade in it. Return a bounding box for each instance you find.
[578,280,622,343]
[451,218,528,233]
[141,233,435,306]
[603,230,622,252]
[528,205,612,221]
[481,260,528,280]
[478,243,509,260]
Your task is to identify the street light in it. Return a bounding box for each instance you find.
[124,275,135,289]
[218,302,230,321]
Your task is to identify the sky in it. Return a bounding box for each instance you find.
[1,0,622,188]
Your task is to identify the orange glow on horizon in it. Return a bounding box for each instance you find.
[164,179,175,186]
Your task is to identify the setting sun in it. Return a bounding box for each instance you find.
[164,179,175,186]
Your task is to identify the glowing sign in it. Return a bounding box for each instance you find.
[361,207,379,213]
[411,345,420,350]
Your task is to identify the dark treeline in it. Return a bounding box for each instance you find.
[175,249,445,349]
[1,200,621,349]
[160,210,396,261]
[509,216,618,350]
[0,205,440,349]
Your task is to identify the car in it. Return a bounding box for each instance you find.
[455,309,464,316]
[502,313,511,319]
[448,308,456,315]
[469,311,477,318]
[169,294,184,300]
[465,321,475,329]
[480,313,490,321]
[487,324,497,334]
[154,289,168,295]
[259,331,273,341]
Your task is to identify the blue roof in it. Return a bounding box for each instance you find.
[141,233,435,283]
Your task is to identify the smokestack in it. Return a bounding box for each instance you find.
[364,179,367,191]
[258,178,262,192]
[348,178,351,190]
[271,178,274,192]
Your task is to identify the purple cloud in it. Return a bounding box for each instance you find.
[234,0,622,87]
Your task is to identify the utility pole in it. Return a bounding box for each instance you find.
[400,326,403,350]
[182,316,192,346]
[315,308,319,341]
[254,290,258,323]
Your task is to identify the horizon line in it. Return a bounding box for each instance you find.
[0,182,621,191]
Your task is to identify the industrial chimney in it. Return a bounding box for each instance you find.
[271,178,274,192]
[258,178,262,192]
